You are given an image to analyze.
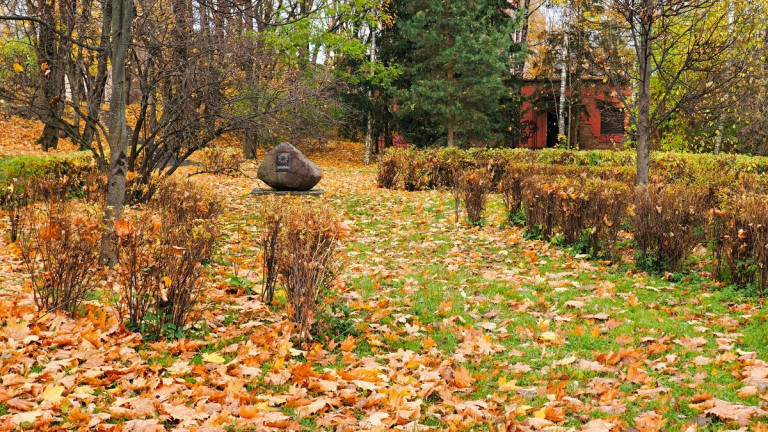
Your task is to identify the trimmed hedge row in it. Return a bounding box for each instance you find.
[379,147,768,294]
[0,153,98,241]
[0,152,96,197]
[519,176,630,260]
[378,147,768,197]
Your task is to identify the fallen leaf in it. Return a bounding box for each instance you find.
[40,385,65,403]
[201,353,226,364]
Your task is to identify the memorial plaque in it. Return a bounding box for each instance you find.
[276,153,291,172]
[257,142,322,191]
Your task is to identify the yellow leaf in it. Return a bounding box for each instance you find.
[41,62,49,71]
[164,276,171,287]
[516,404,533,416]
[533,407,547,419]
[13,63,23,72]
[498,376,518,392]
[540,331,557,342]
[41,385,65,403]
[201,353,225,364]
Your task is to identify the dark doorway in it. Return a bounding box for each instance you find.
[546,112,559,148]
[546,111,570,148]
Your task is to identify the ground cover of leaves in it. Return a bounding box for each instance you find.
[1,138,768,431]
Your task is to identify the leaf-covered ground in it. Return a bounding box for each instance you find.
[1,137,768,431]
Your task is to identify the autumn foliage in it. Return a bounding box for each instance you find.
[114,180,221,336]
[3,139,768,430]
[455,168,491,225]
[17,200,102,314]
[260,198,345,340]
[632,184,708,272]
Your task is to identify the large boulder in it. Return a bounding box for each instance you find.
[257,143,322,191]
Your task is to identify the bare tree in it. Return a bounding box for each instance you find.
[594,0,746,184]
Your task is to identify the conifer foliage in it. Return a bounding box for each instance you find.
[383,0,524,147]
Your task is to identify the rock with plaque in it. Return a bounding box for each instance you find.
[256,142,322,192]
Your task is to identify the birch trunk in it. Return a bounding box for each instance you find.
[364,17,377,165]
[558,28,568,142]
[714,1,735,155]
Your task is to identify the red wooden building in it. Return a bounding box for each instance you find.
[519,78,628,150]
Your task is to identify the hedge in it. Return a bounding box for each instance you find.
[0,152,96,196]
[378,147,768,197]
[0,153,97,241]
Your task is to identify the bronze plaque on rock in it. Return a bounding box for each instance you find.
[276,153,291,172]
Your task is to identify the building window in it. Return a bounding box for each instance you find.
[600,104,625,135]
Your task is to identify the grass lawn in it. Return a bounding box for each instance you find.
[0,141,767,431]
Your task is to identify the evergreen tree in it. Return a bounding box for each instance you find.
[386,0,524,147]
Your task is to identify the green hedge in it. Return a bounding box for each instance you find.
[0,152,96,197]
[0,152,97,242]
[378,147,768,196]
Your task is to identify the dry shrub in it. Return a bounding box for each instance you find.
[1,168,102,243]
[633,184,708,272]
[558,179,630,259]
[114,180,220,337]
[197,146,245,175]
[498,165,525,221]
[521,176,562,239]
[260,198,344,340]
[149,179,220,229]
[455,168,491,225]
[281,203,343,340]
[113,214,162,329]
[154,215,218,335]
[710,195,768,293]
[584,181,630,259]
[426,156,456,189]
[18,200,102,315]
[1,178,29,242]
[260,198,285,304]
[377,152,398,189]
[556,180,590,245]
[401,154,422,192]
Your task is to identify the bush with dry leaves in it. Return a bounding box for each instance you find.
[710,195,768,294]
[633,183,708,272]
[260,198,344,340]
[113,180,221,337]
[17,199,102,315]
[454,168,491,225]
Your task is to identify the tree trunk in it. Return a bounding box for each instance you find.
[714,1,735,156]
[714,115,724,155]
[558,16,569,142]
[101,0,133,264]
[447,65,455,147]
[635,24,652,186]
[82,0,112,163]
[35,0,65,151]
[364,15,377,165]
[512,0,530,78]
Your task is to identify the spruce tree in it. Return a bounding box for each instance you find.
[388,0,523,147]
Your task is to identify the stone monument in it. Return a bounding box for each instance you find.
[254,143,323,195]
